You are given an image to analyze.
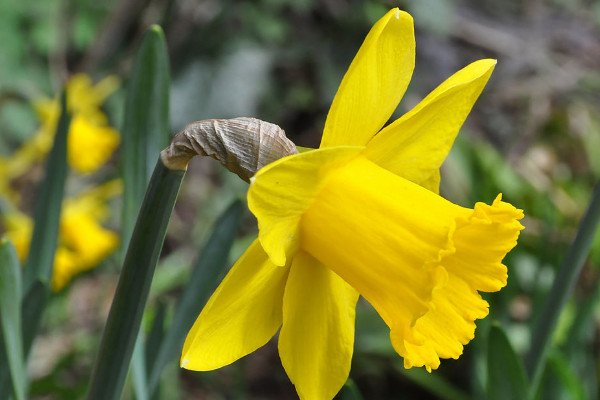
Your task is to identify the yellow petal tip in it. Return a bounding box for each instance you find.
[181,359,190,369]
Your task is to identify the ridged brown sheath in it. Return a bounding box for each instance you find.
[161,117,298,181]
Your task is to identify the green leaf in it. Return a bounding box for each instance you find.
[131,332,149,400]
[145,301,167,400]
[544,351,586,400]
[526,181,600,391]
[487,324,529,400]
[21,280,50,356]
[147,199,244,394]
[22,91,70,293]
[86,160,185,400]
[0,240,26,400]
[145,301,167,373]
[0,280,49,396]
[0,90,69,398]
[121,24,171,252]
[119,25,171,400]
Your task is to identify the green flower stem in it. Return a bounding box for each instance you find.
[0,240,26,400]
[120,25,171,400]
[147,199,244,395]
[86,159,185,400]
[121,25,170,254]
[526,181,600,395]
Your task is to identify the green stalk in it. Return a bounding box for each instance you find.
[0,93,69,397]
[121,25,170,253]
[526,181,600,395]
[147,199,244,394]
[120,25,171,400]
[0,240,25,400]
[86,159,184,400]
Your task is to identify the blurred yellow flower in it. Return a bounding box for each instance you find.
[3,180,122,292]
[66,115,121,174]
[0,74,120,202]
[35,74,121,174]
[182,8,524,400]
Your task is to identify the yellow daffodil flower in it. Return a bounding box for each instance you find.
[3,180,122,292]
[0,74,120,193]
[36,74,121,174]
[181,8,524,400]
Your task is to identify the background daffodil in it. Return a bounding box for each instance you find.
[0,74,120,204]
[0,74,122,292]
[182,8,524,400]
[34,74,121,174]
[3,179,121,292]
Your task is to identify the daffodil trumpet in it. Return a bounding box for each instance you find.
[171,8,525,400]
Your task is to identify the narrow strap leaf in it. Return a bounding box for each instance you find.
[22,92,70,293]
[0,240,26,400]
[0,90,70,397]
[121,25,171,253]
[120,25,171,400]
[131,331,149,400]
[86,160,184,400]
[147,199,244,394]
[487,324,529,400]
[526,181,600,392]
[545,351,586,400]
[145,301,167,373]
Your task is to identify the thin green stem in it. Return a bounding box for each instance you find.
[147,199,244,395]
[526,181,600,395]
[86,160,184,400]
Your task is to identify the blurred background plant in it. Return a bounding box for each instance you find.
[1,0,600,399]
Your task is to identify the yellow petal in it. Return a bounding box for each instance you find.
[248,146,363,266]
[299,156,524,371]
[419,169,441,193]
[68,115,121,174]
[364,59,496,192]
[279,251,359,400]
[320,8,415,148]
[181,240,289,370]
